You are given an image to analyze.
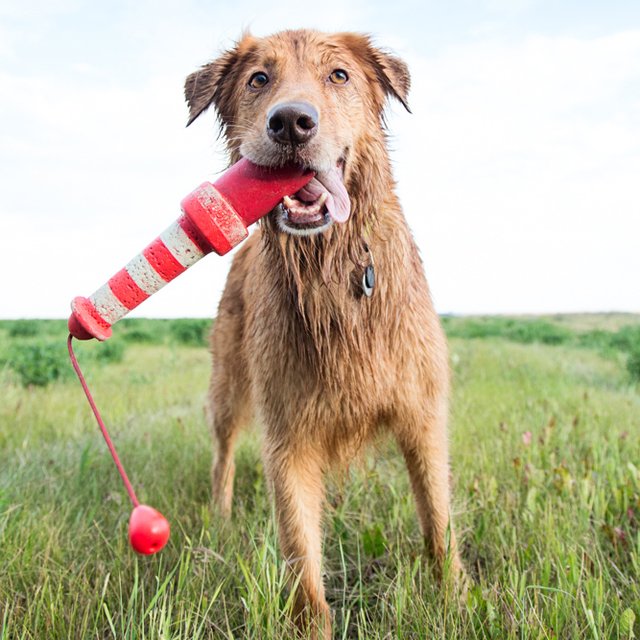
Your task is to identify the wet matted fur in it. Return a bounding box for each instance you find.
[185,29,464,638]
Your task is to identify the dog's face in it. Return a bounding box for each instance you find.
[185,30,409,236]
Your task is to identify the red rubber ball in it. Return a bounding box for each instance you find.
[128,505,170,555]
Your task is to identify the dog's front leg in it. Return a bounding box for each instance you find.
[264,446,331,639]
[394,398,465,583]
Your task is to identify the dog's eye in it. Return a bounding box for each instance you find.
[248,72,269,89]
[329,69,349,85]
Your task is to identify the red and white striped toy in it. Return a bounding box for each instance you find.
[67,158,313,555]
[69,158,313,341]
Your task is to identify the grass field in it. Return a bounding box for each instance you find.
[0,315,639,639]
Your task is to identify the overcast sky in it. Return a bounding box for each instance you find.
[1,0,638,319]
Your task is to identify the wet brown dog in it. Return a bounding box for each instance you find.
[185,29,464,638]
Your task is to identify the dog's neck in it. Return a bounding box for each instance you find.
[228,137,409,346]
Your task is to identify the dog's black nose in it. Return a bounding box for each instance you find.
[267,102,318,145]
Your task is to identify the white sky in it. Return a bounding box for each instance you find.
[1,0,638,318]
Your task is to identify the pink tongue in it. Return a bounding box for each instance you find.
[296,167,351,223]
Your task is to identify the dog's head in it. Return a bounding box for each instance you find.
[185,30,409,237]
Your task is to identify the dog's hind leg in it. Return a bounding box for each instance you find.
[264,446,331,639]
[394,397,464,581]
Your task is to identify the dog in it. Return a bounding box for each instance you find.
[185,29,464,638]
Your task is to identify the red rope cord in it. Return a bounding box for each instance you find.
[67,334,140,508]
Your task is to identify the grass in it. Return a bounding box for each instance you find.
[0,316,638,639]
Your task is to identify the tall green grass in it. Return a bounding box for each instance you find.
[0,316,638,638]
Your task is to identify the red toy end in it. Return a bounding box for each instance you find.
[214,159,315,227]
[69,297,112,341]
[128,505,170,555]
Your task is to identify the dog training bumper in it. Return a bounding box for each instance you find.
[68,159,314,341]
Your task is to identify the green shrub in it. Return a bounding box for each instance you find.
[121,328,157,344]
[627,347,640,382]
[443,317,573,345]
[443,317,516,339]
[8,340,71,387]
[118,319,170,344]
[577,329,615,351]
[610,325,640,352]
[2,319,68,338]
[7,320,39,338]
[169,319,210,347]
[506,320,573,345]
[94,339,126,364]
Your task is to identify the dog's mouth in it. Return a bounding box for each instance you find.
[279,159,350,232]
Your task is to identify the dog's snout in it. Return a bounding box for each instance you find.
[267,102,318,145]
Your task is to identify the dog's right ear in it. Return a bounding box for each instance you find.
[184,34,257,127]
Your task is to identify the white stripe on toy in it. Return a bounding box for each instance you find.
[160,221,205,268]
[125,254,168,296]
[90,284,130,325]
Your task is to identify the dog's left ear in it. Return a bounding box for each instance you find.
[338,33,411,113]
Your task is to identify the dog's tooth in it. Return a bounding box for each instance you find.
[318,192,328,206]
[283,195,295,209]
